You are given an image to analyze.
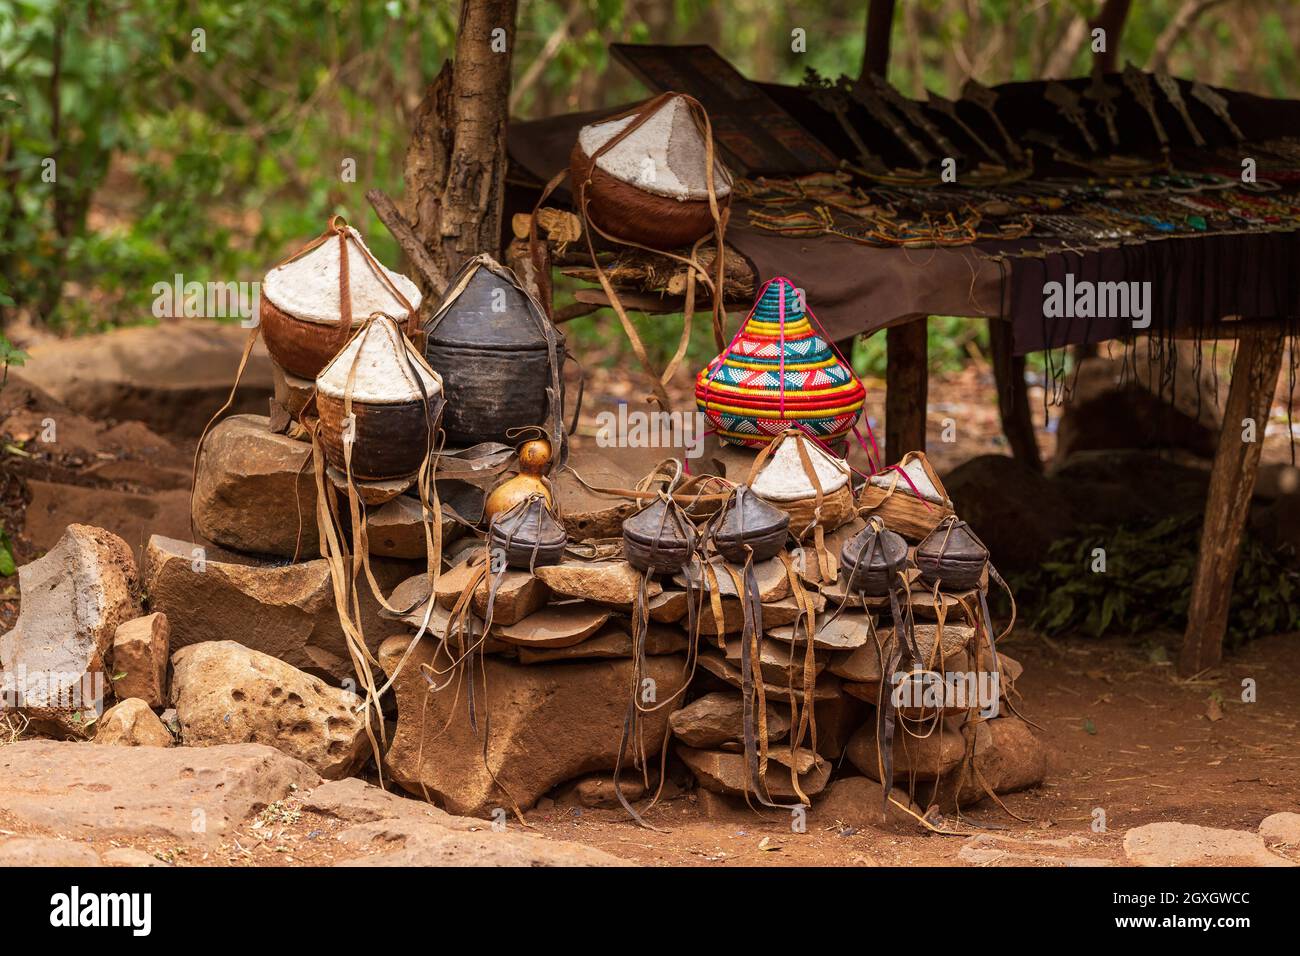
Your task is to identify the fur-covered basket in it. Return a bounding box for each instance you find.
[570,93,732,251]
[261,217,422,380]
[750,429,856,540]
[857,450,954,541]
[315,315,443,482]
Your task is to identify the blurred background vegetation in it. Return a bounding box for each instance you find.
[1,0,1297,378]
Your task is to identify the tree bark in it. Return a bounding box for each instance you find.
[1091,0,1134,73]
[404,0,518,294]
[860,0,897,81]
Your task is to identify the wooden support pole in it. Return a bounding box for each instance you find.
[1179,329,1284,676]
[885,317,927,464]
[988,318,1042,472]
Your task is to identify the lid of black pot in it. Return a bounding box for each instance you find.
[713,485,789,543]
[916,519,987,564]
[623,497,694,549]
[426,265,549,352]
[841,521,909,570]
[492,495,568,549]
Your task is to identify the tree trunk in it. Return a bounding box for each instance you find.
[1091,0,1134,73]
[860,0,897,81]
[403,0,518,295]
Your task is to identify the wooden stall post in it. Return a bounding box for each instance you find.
[886,317,928,464]
[989,317,1042,471]
[1179,328,1284,675]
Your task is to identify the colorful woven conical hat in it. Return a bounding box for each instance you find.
[696,277,865,448]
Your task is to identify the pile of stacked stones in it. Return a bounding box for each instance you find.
[2,383,1045,823]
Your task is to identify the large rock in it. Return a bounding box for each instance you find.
[939,715,1048,806]
[676,745,831,801]
[192,413,319,558]
[434,561,551,626]
[0,836,103,867]
[170,641,369,780]
[1056,344,1221,462]
[0,525,142,736]
[514,622,685,663]
[1123,822,1294,867]
[379,635,687,816]
[813,775,922,830]
[669,691,790,749]
[143,534,396,684]
[846,717,974,783]
[1259,812,1300,849]
[303,778,623,866]
[19,319,274,436]
[0,739,319,842]
[942,455,1076,574]
[94,698,174,747]
[109,612,170,708]
[368,494,462,560]
[534,560,657,606]
[552,447,639,542]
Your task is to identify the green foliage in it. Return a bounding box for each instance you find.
[0,0,1295,340]
[1013,513,1300,646]
[0,524,15,577]
[852,315,989,378]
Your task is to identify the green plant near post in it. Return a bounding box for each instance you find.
[1012,513,1300,647]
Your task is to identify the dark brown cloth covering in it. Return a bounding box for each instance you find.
[507,75,1300,355]
[1009,230,1300,354]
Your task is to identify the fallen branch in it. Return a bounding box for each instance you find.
[365,188,448,297]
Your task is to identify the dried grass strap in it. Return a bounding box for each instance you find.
[573,92,730,407]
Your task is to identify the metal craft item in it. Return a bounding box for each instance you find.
[1190,81,1245,141]
[926,90,1005,164]
[851,77,934,167]
[1083,65,1121,148]
[1122,64,1169,147]
[960,78,1025,165]
[869,74,960,158]
[1045,81,1099,153]
[813,79,889,175]
[1154,72,1206,147]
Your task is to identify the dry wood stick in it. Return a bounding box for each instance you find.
[366,188,448,297]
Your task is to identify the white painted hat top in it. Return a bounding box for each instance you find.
[752,435,850,501]
[263,225,422,326]
[868,457,943,503]
[579,95,732,202]
[317,316,441,405]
